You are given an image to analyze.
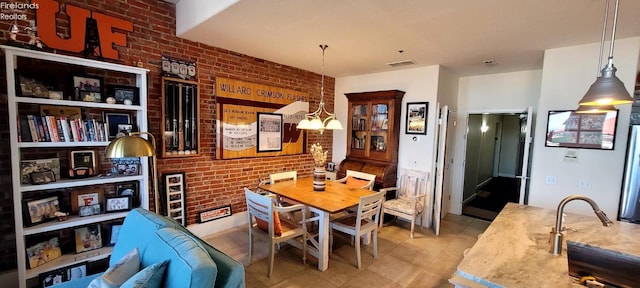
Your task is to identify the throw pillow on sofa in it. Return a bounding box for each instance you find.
[121,260,168,288]
[88,247,140,288]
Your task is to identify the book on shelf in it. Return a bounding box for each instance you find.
[17,115,108,143]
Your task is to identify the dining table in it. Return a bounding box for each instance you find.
[258,177,376,271]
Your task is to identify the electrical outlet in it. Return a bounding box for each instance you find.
[579,179,591,189]
[545,176,557,185]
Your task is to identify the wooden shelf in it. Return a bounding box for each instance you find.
[25,246,113,279]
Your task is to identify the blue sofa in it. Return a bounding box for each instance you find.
[53,208,245,288]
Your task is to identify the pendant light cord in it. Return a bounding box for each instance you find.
[608,0,621,61]
[319,44,327,106]
[597,0,610,77]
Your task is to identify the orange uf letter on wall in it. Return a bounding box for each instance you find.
[34,0,133,60]
[34,0,90,53]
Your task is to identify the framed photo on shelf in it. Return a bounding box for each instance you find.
[108,85,139,105]
[256,112,282,152]
[23,194,61,226]
[74,224,103,253]
[26,237,61,269]
[116,181,140,208]
[103,112,131,139]
[163,172,186,225]
[39,261,87,287]
[105,195,132,213]
[70,188,104,214]
[78,204,101,217]
[108,224,123,246]
[111,157,141,176]
[30,170,56,185]
[20,158,61,184]
[16,73,49,98]
[406,102,428,135]
[70,150,97,171]
[73,75,102,102]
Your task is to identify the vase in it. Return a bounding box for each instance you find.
[313,166,326,191]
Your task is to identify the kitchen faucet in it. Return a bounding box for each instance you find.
[550,195,613,255]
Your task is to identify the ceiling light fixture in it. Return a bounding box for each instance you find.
[578,0,633,107]
[297,44,342,134]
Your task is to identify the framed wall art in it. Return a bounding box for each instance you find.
[197,205,232,223]
[405,102,428,135]
[163,172,186,225]
[256,112,282,152]
[103,112,131,139]
[545,110,618,150]
[161,77,200,157]
[73,75,102,102]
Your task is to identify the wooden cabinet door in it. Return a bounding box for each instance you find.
[348,100,369,159]
[368,99,392,161]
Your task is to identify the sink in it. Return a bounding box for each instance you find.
[567,240,640,288]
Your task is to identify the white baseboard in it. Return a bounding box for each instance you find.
[187,211,248,238]
[475,177,493,189]
[462,194,477,205]
[498,173,516,178]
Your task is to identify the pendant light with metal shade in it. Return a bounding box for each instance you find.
[297,45,343,134]
[578,0,633,107]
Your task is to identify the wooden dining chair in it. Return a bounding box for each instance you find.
[244,188,307,277]
[329,192,384,268]
[334,170,376,190]
[379,169,429,238]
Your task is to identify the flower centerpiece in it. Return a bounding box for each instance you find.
[310,143,328,191]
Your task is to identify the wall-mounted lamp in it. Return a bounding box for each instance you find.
[480,125,489,133]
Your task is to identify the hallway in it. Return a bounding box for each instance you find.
[462,177,520,221]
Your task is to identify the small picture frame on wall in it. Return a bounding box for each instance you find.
[256,112,283,152]
[406,102,428,135]
[163,172,186,226]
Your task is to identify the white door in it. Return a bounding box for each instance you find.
[432,105,449,236]
[517,107,533,204]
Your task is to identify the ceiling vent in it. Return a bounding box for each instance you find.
[386,60,415,67]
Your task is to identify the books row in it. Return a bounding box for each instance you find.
[18,115,109,143]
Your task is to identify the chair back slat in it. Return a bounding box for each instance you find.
[355,192,384,228]
[398,169,428,198]
[269,171,297,183]
[244,188,273,223]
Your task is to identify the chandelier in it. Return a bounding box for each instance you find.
[578,0,633,108]
[297,44,343,134]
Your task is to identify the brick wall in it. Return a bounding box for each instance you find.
[0,0,335,271]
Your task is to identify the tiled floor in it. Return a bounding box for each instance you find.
[202,214,490,288]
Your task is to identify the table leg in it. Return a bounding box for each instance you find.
[310,207,329,271]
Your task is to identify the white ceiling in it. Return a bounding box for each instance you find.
[173,0,640,78]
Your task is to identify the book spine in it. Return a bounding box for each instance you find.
[26,115,39,142]
[86,119,95,142]
[16,116,21,142]
[70,119,79,142]
[55,118,65,142]
[19,115,33,142]
[34,116,47,142]
[47,116,60,142]
[60,116,71,142]
[79,119,87,141]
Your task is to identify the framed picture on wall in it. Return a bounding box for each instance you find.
[545,110,618,150]
[406,102,428,135]
[163,172,186,226]
[256,112,282,152]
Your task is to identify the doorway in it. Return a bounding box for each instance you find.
[461,112,529,221]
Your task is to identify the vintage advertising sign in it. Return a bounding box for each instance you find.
[215,77,308,159]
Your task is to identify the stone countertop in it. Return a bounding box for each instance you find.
[452,202,640,287]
